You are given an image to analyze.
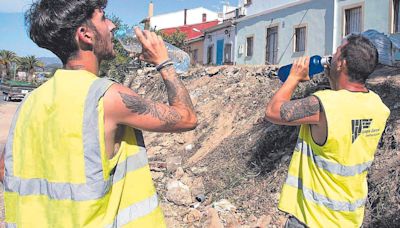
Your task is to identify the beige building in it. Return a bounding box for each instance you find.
[185,36,205,66]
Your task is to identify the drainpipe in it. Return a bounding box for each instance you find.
[332,0,339,52]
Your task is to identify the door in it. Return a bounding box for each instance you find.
[216,39,224,65]
[266,26,278,65]
[207,45,213,64]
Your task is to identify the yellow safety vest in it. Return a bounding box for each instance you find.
[279,89,390,228]
[4,70,166,227]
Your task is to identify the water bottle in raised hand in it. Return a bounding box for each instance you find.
[114,27,191,74]
[277,55,332,82]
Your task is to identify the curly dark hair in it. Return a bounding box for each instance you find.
[340,34,379,83]
[25,0,108,64]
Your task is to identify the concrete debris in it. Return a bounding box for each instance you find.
[128,65,400,227]
[166,180,192,206]
[213,199,236,212]
[166,156,182,173]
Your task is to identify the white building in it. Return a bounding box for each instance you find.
[235,0,400,66]
[150,7,220,30]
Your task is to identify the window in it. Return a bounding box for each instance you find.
[394,0,400,33]
[224,43,232,63]
[294,26,306,52]
[266,26,278,64]
[207,45,213,64]
[202,13,207,22]
[246,36,254,57]
[344,6,362,35]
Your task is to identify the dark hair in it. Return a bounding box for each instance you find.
[25,0,108,64]
[340,34,378,83]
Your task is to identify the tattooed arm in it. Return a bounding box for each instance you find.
[265,56,323,126]
[104,28,197,132]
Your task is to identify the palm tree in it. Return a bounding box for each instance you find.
[17,56,44,82]
[0,50,17,80]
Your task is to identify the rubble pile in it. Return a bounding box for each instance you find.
[125,65,400,227]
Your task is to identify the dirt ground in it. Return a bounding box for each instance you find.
[0,65,399,227]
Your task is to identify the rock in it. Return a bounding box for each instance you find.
[176,138,185,144]
[149,161,167,172]
[180,173,193,186]
[256,215,272,228]
[205,208,224,228]
[151,171,164,180]
[164,217,181,228]
[281,155,290,163]
[213,199,236,212]
[185,144,194,152]
[190,177,205,197]
[205,67,220,76]
[166,156,182,173]
[175,167,185,179]
[248,214,257,223]
[183,208,202,223]
[166,180,192,206]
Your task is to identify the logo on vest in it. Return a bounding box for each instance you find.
[351,119,378,143]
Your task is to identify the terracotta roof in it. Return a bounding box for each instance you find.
[160,20,220,40]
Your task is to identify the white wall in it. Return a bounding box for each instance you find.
[203,26,236,64]
[236,0,334,65]
[150,7,219,30]
[238,0,301,16]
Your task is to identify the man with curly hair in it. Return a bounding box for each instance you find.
[1,0,197,227]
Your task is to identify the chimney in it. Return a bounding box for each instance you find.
[184,9,187,25]
[144,1,153,30]
[148,1,154,18]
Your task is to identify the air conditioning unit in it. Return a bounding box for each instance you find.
[235,7,246,18]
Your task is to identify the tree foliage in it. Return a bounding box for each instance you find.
[17,55,44,82]
[0,50,17,80]
[156,29,187,50]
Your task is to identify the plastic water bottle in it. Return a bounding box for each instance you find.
[114,27,191,74]
[277,55,332,82]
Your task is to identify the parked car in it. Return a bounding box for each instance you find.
[1,80,37,101]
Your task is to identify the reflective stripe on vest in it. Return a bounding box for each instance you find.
[285,175,366,211]
[6,223,17,228]
[105,194,159,228]
[295,138,372,176]
[4,78,114,201]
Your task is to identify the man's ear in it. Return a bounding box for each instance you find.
[339,58,347,72]
[76,25,94,46]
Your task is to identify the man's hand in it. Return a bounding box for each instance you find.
[134,27,169,65]
[265,56,321,126]
[288,56,310,82]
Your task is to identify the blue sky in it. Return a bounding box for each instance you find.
[0,0,238,58]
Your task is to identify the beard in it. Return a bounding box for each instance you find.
[93,30,116,61]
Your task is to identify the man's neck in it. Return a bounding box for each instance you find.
[336,74,368,92]
[65,51,100,76]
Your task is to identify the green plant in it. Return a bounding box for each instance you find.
[17,55,44,82]
[156,29,187,50]
[0,50,17,80]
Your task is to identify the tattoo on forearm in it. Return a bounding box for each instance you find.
[280,96,321,122]
[119,92,181,130]
[161,65,194,109]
